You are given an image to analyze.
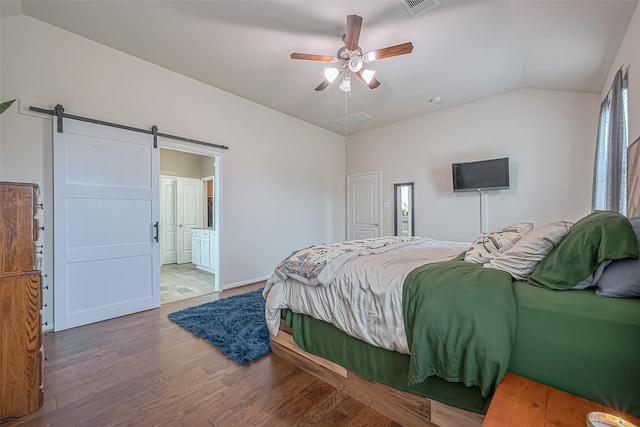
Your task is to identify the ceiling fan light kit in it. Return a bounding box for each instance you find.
[290,14,414,93]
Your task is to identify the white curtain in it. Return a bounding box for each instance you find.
[592,68,629,214]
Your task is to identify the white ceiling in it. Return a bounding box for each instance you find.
[3,0,637,135]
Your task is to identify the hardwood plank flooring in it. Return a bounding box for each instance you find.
[3,284,400,427]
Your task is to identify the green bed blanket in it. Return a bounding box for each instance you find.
[402,257,516,397]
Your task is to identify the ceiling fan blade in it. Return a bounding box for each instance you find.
[345,14,363,51]
[363,42,414,62]
[356,70,381,89]
[314,79,331,91]
[290,53,337,62]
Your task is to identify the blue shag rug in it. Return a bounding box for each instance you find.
[168,288,271,365]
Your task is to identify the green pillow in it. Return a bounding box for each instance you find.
[528,210,639,290]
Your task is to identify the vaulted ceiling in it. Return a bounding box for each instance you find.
[2,0,637,135]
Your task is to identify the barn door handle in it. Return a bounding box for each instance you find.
[153,221,159,242]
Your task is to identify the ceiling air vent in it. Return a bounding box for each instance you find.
[335,112,372,126]
[400,0,440,17]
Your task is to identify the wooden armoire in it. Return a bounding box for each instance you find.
[0,181,43,421]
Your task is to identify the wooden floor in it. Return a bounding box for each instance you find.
[4,284,400,427]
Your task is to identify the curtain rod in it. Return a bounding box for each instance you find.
[29,104,229,151]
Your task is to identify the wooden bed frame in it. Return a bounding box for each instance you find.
[270,322,484,427]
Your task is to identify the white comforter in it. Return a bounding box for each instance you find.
[263,237,469,354]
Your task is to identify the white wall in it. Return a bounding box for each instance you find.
[346,89,599,242]
[160,148,210,179]
[0,15,345,327]
[602,3,640,143]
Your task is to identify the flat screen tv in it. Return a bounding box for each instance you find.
[452,157,510,192]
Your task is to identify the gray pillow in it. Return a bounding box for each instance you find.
[594,217,640,298]
[573,260,612,290]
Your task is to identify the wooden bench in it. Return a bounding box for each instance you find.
[483,372,640,427]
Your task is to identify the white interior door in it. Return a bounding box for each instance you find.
[160,177,177,264]
[176,178,202,264]
[347,172,381,240]
[53,118,160,331]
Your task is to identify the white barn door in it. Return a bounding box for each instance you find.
[53,118,160,331]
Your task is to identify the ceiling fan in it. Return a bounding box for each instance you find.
[290,14,414,92]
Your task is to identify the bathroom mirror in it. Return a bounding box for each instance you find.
[203,177,214,228]
[394,182,414,236]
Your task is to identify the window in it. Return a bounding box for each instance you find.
[593,68,628,214]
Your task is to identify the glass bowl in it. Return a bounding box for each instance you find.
[587,412,637,427]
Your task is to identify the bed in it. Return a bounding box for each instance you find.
[263,210,640,426]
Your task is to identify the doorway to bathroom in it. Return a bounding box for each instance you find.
[159,147,221,304]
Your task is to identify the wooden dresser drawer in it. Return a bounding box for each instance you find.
[0,182,38,273]
[0,271,42,420]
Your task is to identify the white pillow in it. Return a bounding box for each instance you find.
[484,220,573,280]
[464,222,534,264]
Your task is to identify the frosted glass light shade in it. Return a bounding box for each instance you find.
[348,56,363,72]
[361,69,376,84]
[324,68,339,83]
[339,75,351,92]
